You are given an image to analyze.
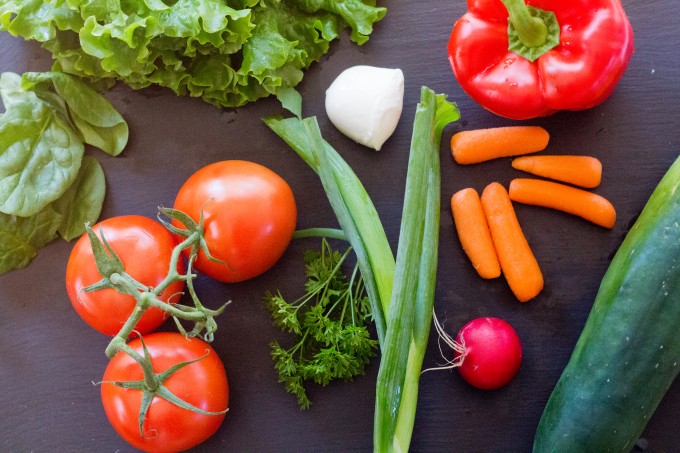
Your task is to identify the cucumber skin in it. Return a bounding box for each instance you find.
[533,156,680,453]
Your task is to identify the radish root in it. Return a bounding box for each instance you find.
[421,310,466,373]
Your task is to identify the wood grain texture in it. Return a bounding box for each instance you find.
[1,0,679,451]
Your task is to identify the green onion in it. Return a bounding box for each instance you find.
[264,115,395,345]
[374,87,459,452]
[264,86,459,452]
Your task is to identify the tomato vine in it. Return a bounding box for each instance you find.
[84,206,229,358]
[79,206,230,442]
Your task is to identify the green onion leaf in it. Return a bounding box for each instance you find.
[264,115,395,345]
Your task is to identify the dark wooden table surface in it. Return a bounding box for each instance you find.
[1,1,679,451]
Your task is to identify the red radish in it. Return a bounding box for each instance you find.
[427,314,522,390]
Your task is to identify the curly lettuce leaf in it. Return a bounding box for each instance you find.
[1,0,386,107]
[0,0,82,41]
[0,71,26,106]
[292,0,386,45]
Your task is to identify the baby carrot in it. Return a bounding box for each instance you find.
[511,155,602,188]
[481,182,543,302]
[451,126,549,164]
[508,178,616,229]
[451,188,501,279]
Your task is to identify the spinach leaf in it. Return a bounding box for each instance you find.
[0,71,127,274]
[0,99,85,217]
[0,204,63,274]
[22,72,129,156]
[52,155,106,241]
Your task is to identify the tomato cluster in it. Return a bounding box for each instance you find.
[65,160,297,451]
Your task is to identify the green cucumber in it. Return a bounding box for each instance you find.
[534,155,680,452]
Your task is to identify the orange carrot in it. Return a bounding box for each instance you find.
[512,155,602,188]
[508,178,616,229]
[451,188,501,279]
[481,182,543,302]
[451,126,549,165]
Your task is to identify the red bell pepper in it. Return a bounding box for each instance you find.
[448,0,634,120]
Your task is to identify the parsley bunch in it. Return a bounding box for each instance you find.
[265,238,377,409]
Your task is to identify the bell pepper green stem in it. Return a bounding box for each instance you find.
[501,0,548,48]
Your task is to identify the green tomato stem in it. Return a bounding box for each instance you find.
[153,231,200,296]
[98,211,227,361]
[109,272,146,295]
[105,308,146,358]
[119,342,160,391]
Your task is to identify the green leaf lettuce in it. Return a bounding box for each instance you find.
[0,0,387,107]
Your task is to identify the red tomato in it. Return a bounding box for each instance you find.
[101,332,229,453]
[66,215,185,336]
[173,160,297,282]
[454,317,522,390]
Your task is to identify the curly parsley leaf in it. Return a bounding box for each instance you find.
[265,238,377,409]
